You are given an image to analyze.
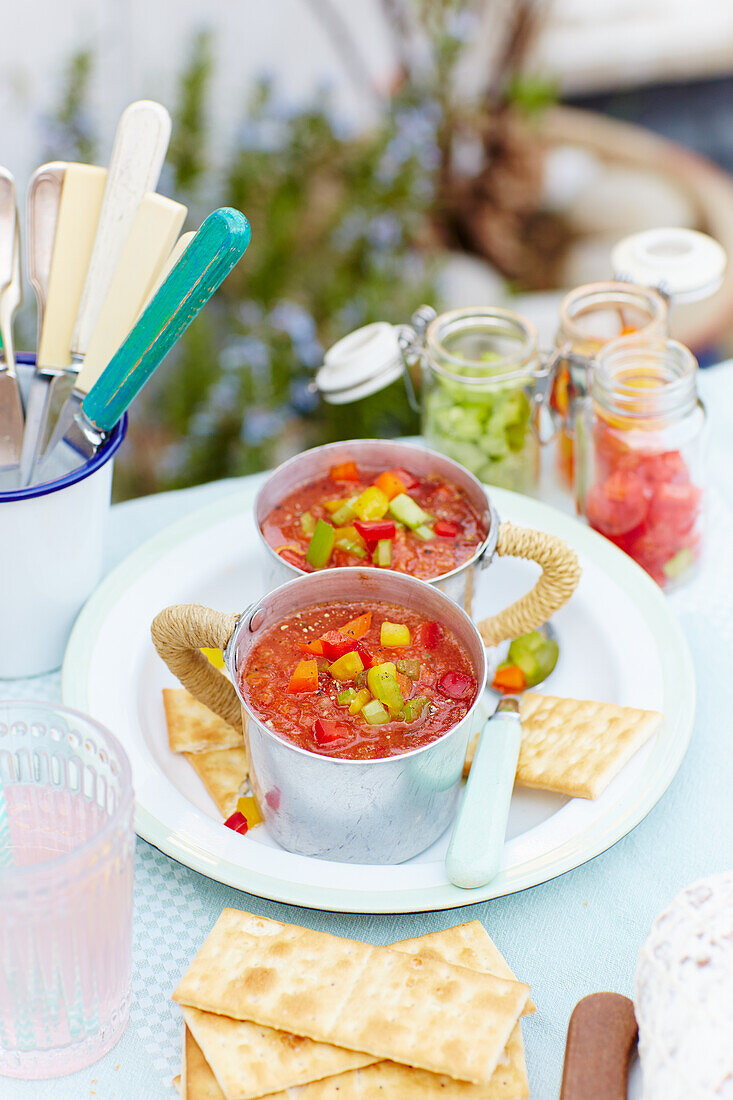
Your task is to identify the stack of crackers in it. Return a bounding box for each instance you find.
[172,910,535,1100]
[164,688,249,818]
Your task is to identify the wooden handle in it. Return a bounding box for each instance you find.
[560,993,638,1100]
[151,605,243,732]
[477,523,581,647]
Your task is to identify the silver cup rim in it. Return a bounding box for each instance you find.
[254,438,498,584]
[225,566,488,767]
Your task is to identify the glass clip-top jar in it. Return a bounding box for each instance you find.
[550,227,726,488]
[316,304,556,497]
[577,335,706,589]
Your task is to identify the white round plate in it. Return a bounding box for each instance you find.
[62,480,694,913]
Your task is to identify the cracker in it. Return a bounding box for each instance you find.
[164,688,243,754]
[464,693,662,799]
[183,1006,374,1100]
[278,1022,527,1097]
[516,693,663,799]
[173,910,530,1086]
[183,1026,225,1100]
[185,748,248,817]
[182,922,531,1100]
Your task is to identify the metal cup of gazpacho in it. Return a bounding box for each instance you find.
[255,438,581,646]
[152,568,488,863]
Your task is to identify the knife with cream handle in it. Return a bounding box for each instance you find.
[139,230,194,316]
[74,193,187,400]
[0,169,24,468]
[71,99,171,357]
[18,164,107,483]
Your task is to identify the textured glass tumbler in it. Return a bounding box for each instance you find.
[0,701,134,1079]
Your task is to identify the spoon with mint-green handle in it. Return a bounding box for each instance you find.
[445,697,522,889]
[41,207,251,472]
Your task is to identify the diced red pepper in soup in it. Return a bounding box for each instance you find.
[241,601,478,760]
[437,671,475,701]
[416,621,442,650]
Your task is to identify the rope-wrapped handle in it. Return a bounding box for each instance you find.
[151,604,243,732]
[477,522,581,647]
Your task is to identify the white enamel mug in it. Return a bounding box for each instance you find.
[0,355,125,678]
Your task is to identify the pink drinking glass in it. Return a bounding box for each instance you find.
[0,700,134,1079]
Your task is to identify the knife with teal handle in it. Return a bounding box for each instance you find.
[445,697,522,889]
[42,207,251,465]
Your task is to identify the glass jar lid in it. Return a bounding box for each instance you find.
[612,228,726,303]
[315,322,405,405]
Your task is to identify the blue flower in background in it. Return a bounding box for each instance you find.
[290,377,319,414]
[367,214,402,250]
[269,300,317,343]
[241,406,289,444]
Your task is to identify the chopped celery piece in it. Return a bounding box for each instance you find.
[423,374,536,494]
[414,524,435,541]
[348,687,372,715]
[506,630,559,688]
[306,519,336,568]
[330,501,357,526]
[362,699,391,725]
[337,688,357,706]
[372,539,392,567]
[367,662,404,718]
[396,659,420,679]
[324,498,347,514]
[300,511,316,536]
[663,547,694,580]
[403,695,429,722]
[334,537,368,559]
[388,493,430,530]
[353,486,390,520]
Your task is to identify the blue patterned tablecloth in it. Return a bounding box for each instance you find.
[3,364,733,1100]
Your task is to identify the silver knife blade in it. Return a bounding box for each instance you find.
[0,194,24,469]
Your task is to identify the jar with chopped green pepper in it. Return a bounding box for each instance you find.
[417,308,541,494]
[315,307,544,496]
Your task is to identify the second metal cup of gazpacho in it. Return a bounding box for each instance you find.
[152,569,487,864]
[255,439,580,647]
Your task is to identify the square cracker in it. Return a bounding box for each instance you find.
[164,688,243,753]
[183,1026,225,1099]
[516,692,662,799]
[182,922,531,1100]
[173,909,529,1086]
[185,748,248,818]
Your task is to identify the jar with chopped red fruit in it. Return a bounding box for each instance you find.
[577,336,705,589]
[551,282,668,489]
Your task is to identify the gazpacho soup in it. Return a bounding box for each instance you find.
[240,601,479,760]
[260,459,488,580]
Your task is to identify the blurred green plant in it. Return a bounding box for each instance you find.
[44,49,98,164]
[48,1,554,500]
